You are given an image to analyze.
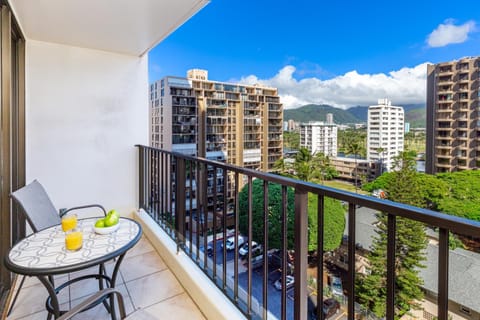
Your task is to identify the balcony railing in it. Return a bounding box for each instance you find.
[136,145,480,320]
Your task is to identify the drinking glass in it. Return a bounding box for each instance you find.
[65,229,83,251]
[61,214,77,232]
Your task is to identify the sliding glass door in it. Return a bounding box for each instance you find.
[0,2,25,310]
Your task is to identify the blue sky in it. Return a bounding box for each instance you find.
[149,0,480,108]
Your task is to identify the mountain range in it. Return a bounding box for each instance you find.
[284,104,426,128]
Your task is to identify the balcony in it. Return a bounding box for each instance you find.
[5,236,207,319]
[133,146,480,320]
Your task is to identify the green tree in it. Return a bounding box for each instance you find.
[311,152,338,183]
[239,180,295,250]
[345,141,362,193]
[307,194,345,251]
[272,158,294,178]
[283,131,300,150]
[356,152,427,318]
[294,148,316,182]
[238,179,345,251]
[376,147,386,173]
[435,171,480,221]
[291,148,338,183]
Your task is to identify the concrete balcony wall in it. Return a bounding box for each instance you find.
[26,40,148,214]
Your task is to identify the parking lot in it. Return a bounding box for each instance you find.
[200,238,348,319]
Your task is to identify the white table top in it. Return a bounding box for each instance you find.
[6,217,141,274]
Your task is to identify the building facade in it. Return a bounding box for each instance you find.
[426,57,480,174]
[330,157,380,182]
[367,99,404,172]
[299,122,337,156]
[149,69,283,172]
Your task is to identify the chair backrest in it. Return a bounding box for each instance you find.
[11,180,61,232]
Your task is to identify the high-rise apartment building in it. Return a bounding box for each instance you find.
[149,69,283,172]
[299,122,337,156]
[367,99,404,171]
[326,113,333,124]
[426,57,480,173]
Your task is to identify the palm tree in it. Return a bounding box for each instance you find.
[273,158,293,177]
[376,147,386,173]
[294,148,313,182]
[312,152,337,184]
[346,142,362,192]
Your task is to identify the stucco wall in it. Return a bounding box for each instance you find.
[25,40,148,214]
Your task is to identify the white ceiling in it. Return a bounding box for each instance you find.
[9,0,209,56]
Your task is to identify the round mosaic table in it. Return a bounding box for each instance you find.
[4,217,142,319]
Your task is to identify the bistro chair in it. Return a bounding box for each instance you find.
[57,288,127,320]
[7,179,107,316]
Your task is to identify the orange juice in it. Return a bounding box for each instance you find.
[61,214,77,232]
[65,230,83,251]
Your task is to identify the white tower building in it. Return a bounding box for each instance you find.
[300,122,337,156]
[367,99,404,171]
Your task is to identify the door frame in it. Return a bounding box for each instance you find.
[0,1,25,308]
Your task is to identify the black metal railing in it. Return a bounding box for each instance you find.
[137,145,480,320]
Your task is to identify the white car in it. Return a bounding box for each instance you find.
[330,276,343,296]
[274,275,294,291]
[222,235,245,251]
[239,241,260,258]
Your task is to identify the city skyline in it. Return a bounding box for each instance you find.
[148,0,480,109]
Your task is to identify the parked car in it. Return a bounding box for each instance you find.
[274,275,294,291]
[221,235,245,251]
[330,276,343,296]
[206,244,214,257]
[244,251,264,270]
[239,241,261,258]
[268,249,294,275]
[311,298,340,319]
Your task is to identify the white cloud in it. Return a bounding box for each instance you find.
[427,19,476,48]
[236,63,428,109]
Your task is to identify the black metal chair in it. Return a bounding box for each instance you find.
[56,288,127,320]
[7,179,107,316]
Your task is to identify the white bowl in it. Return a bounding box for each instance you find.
[93,223,119,235]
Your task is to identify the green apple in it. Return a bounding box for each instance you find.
[95,219,105,228]
[107,209,120,219]
[104,214,119,227]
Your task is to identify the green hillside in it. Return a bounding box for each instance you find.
[405,108,426,128]
[284,104,362,124]
[285,103,426,128]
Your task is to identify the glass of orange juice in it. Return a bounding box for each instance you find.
[65,229,83,251]
[61,214,77,232]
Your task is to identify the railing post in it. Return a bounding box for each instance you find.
[347,203,356,320]
[138,146,145,210]
[175,156,186,248]
[294,188,308,320]
[438,228,449,320]
[386,214,396,320]
[317,195,325,320]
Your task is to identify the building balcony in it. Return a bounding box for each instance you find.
[437,79,453,85]
[435,162,452,168]
[133,146,480,320]
[436,116,453,121]
[436,108,453,113]
[437,100,453,105]
[437,152,453,158]
[5,234,208,319]
[5,146,480,320]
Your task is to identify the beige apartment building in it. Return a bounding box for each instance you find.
[330,157,381,183]
[426,57,480,174]
[149,69,283,171]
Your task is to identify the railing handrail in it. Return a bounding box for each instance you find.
[135,144,480,238]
